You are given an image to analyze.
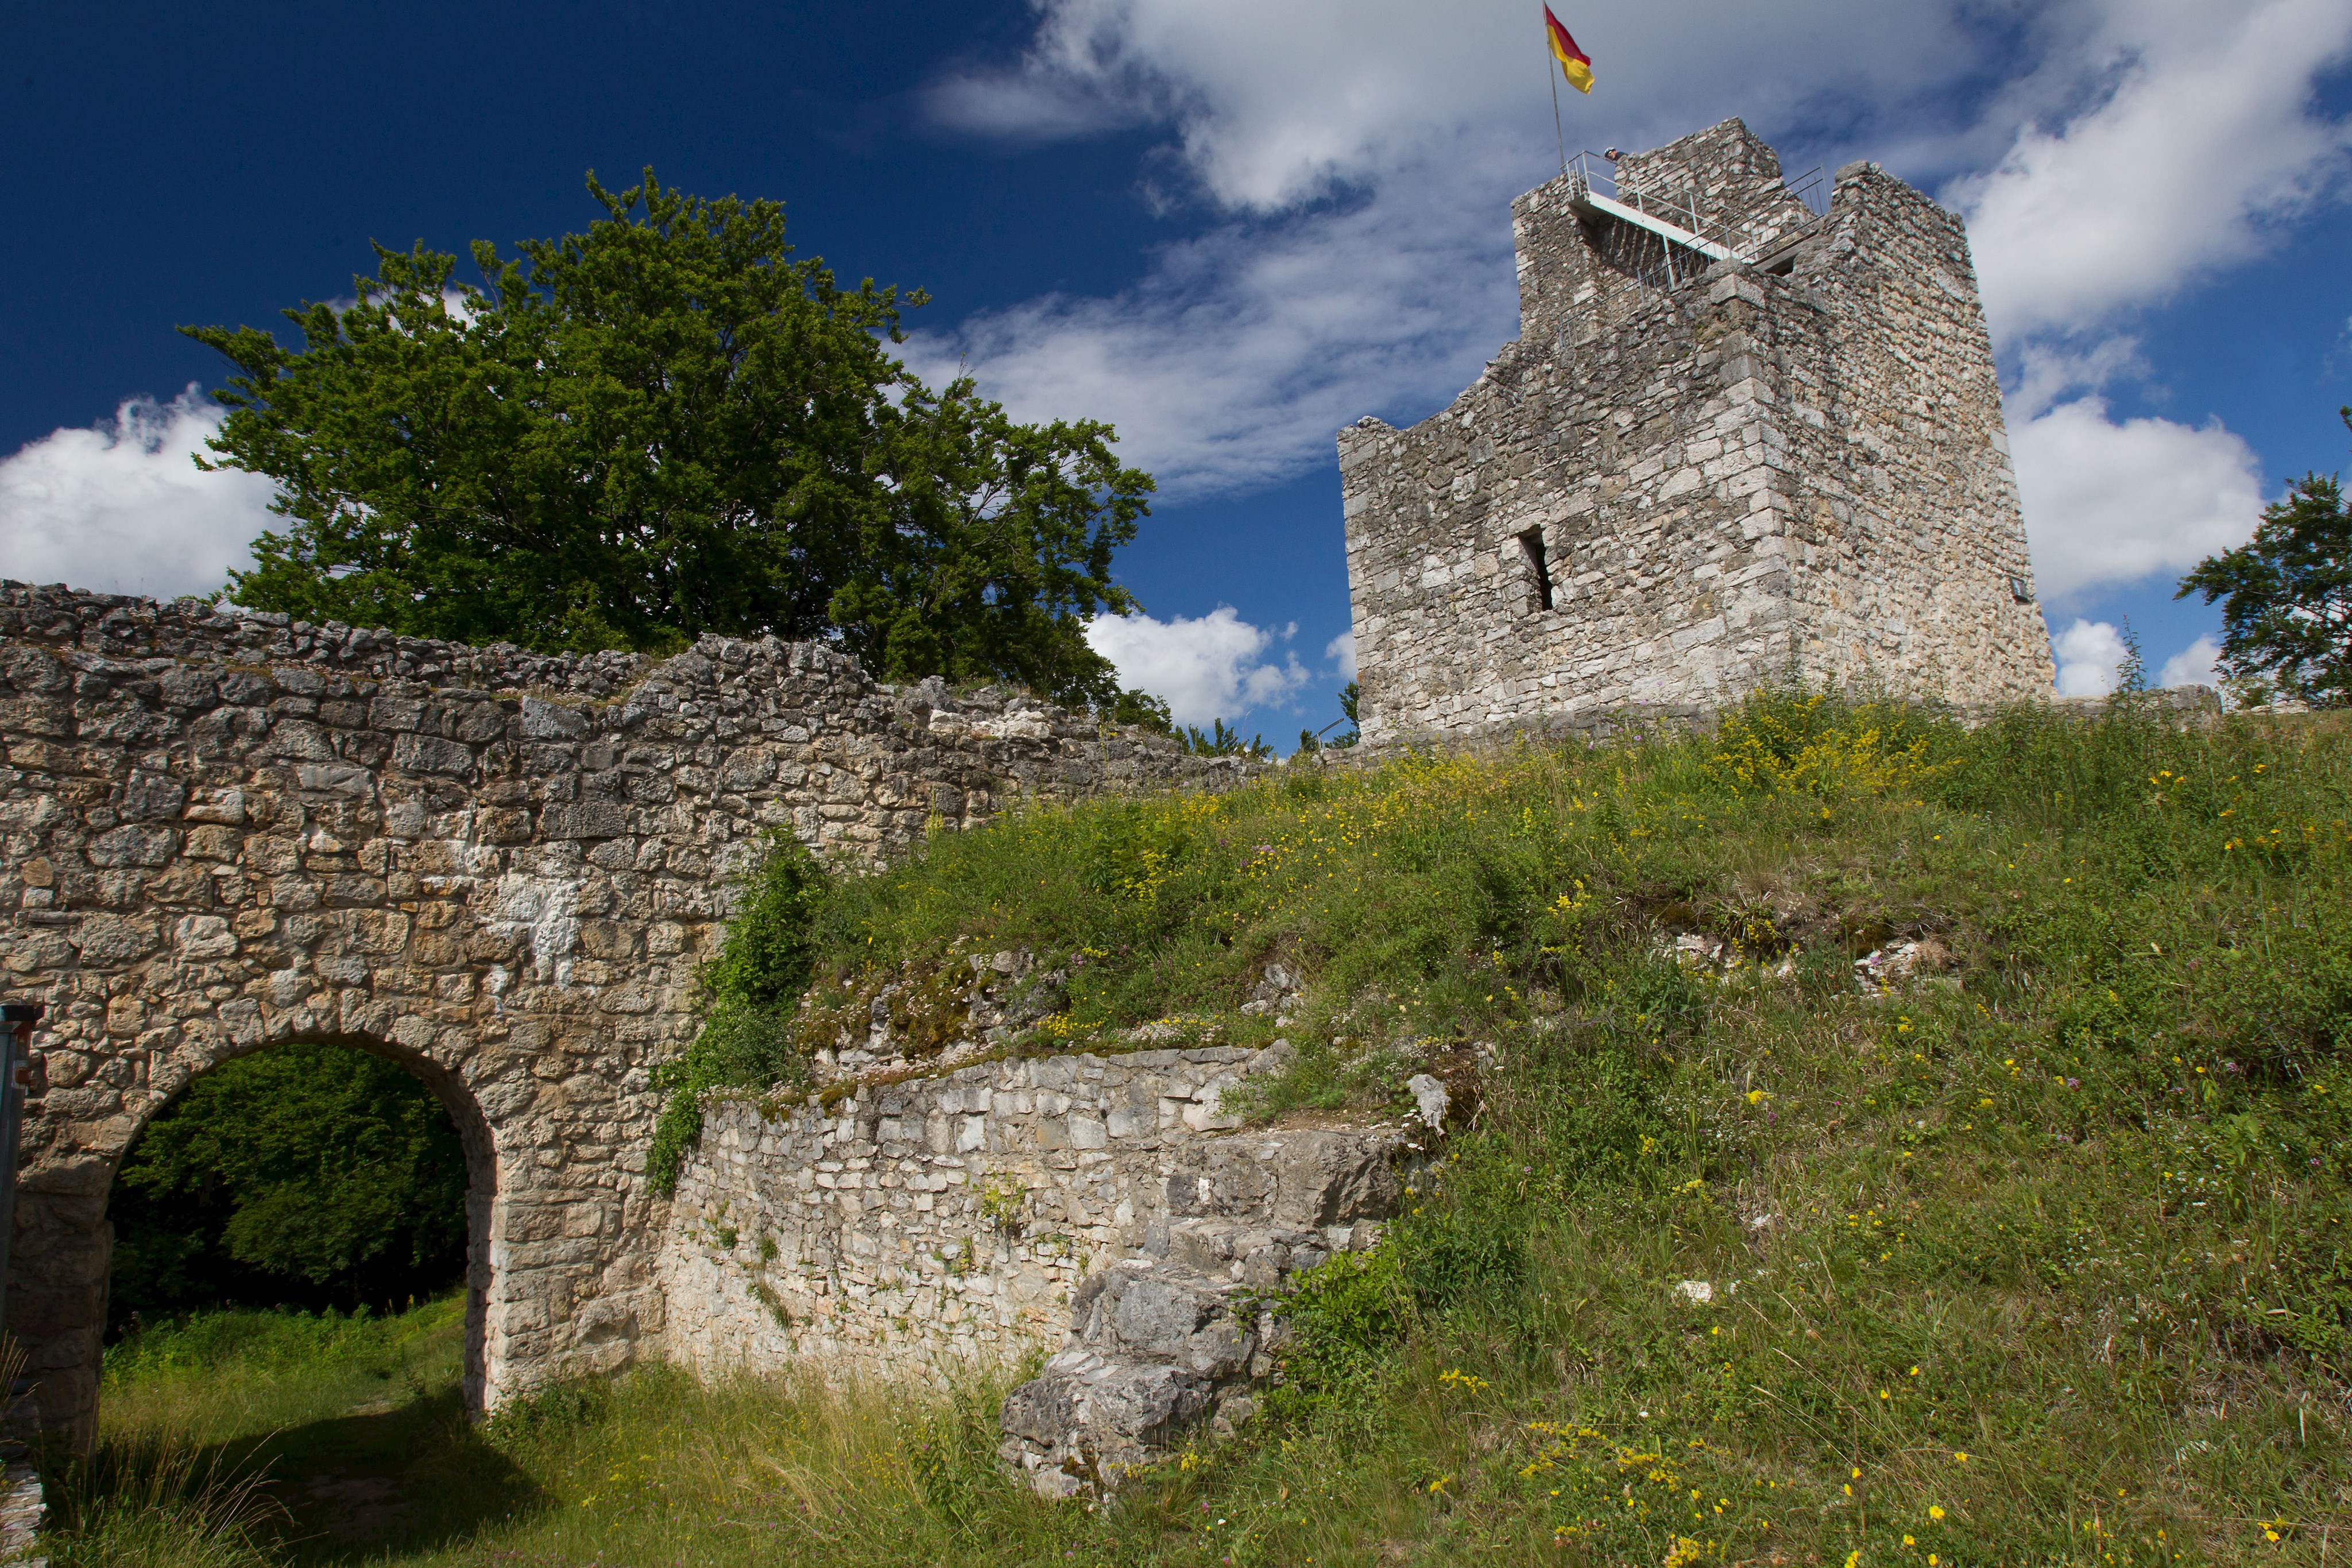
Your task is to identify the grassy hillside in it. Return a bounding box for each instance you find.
[55,690,2352,1565]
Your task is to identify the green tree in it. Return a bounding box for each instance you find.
[2176,408,2352,707]
[109,1043,469,1324]
[1182,718,1271,758]
[1105,687,1174,735]
[1298,683,1361,754]
[184,171,1154,708]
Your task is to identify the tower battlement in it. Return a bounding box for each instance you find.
[1339,118,2052,746]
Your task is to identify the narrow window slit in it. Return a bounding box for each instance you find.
[1519,528,1555,613]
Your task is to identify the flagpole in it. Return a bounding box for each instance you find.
[1548,53,1566,175]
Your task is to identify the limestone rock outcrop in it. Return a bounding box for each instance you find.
[997,1125,1403,1497]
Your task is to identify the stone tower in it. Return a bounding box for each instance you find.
[1338,118,2053,746]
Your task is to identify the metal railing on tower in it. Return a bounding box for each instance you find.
[1563,151,1828,289]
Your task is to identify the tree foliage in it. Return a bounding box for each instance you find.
[1296,683,1360,756]
[184,171,1154,708]
[1181,718,1272,758]
[1104,687,1174,735]
[2176,408,2352,707]
[108,1043,469,1326]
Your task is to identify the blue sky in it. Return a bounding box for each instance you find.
[5,0,2350,743]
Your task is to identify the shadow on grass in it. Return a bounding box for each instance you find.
[56,1383,543,1566]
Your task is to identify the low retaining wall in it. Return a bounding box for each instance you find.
[654,1041,1403,1383]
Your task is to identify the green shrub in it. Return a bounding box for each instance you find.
[1398,1208,1525,1314]
[648,833,829,1193]
[1263,1246,1411,1439]
[482,1373,617,1445]
[1705,683,1960,799]
[107,1040,467,1326]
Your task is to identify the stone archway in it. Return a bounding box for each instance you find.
[80,1029,503,1420]
[0,611,699,1447]
[17,992,652,1453]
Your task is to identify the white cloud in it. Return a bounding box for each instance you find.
[2052,617,2128,698]
[24,6,2339,635]
[906,151,1518,494]
[924,1,2352,515]
[1324,629,1356,682]
[1085,605,1310,727]
[917,3,2352,517]
[1951,3,2347,621]
[1952,0,2352,345]
[931,1,1975,214]
[0,388,274,600]
[2010,396,2262,606]
[2008,335,2147,422]
[2049,619,2218,696]
[916,2,2001,497]
[2160,633,2221,691]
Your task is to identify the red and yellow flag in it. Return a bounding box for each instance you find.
[1544,6,1593,94]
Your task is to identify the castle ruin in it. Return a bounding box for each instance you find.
[1340,119,2055,746]
[2,118,2064,1473]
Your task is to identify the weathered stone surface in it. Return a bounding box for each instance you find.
[648,1017,1405,1496]
[0,582,1256,1448]
[1406,1073,1449,1129]
[987,1119,1406,1497]
[1000,1351,1209,1499]
[1341,118,2055,748]
[0,1460,40,1567]
[655,1041,1398,1379]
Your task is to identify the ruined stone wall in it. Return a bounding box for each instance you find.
[0,582,1247,1446]
[1339,118,2052,749]
[655,1040,1399,1383]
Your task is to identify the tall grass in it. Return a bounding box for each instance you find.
[100,1294,466,1446]
[779,690,2352,1562]
[46,1437,284,1568]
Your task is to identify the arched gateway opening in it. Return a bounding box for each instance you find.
[13,974,660,1454]
[7,1026,512,1449]
[101,1035,494,1411]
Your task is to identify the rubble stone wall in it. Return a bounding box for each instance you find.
[0,582,1247,1447]
[1339,118,2053,749]
[654,1041,1402,1385]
